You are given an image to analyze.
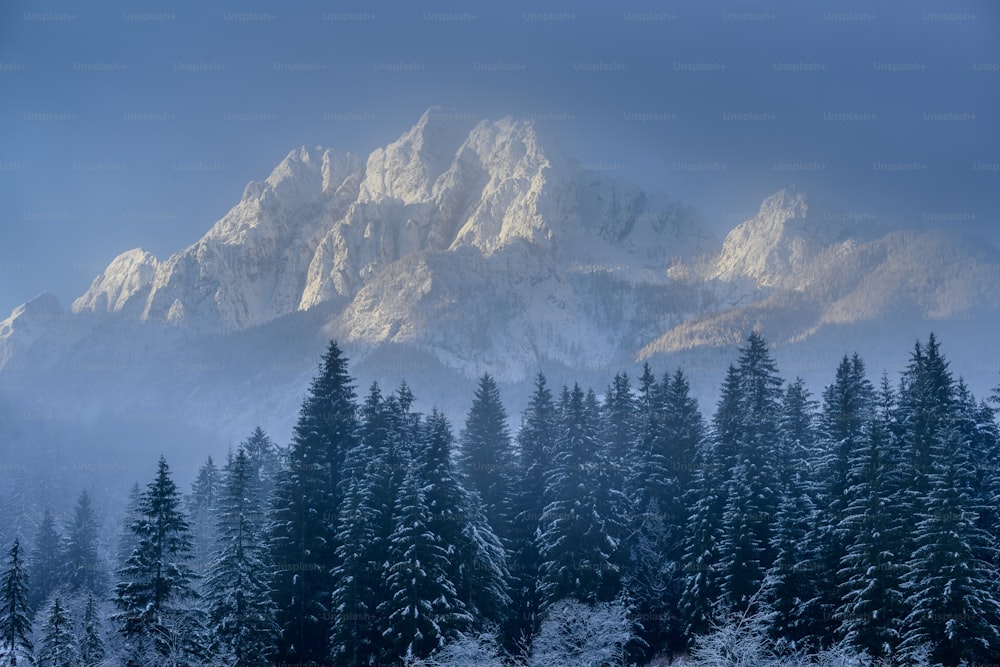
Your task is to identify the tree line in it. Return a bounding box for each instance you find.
[1,332,998,666]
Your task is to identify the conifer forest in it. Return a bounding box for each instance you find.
[2,332,1000,666]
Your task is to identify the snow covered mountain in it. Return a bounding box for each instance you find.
[2,108,999,447]
[71,108,714,338]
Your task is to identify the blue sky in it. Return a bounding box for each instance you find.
[1,0,998,317]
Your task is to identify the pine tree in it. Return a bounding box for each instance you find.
[957,382,1000,569]
[204,448,277,667]
[187,457,221,582]
[537,384,621,609]
[0,539,33,666]
[712,365,744,473]
[718,333,784,614]
[28,511,62,612]
[900,419,1000,664]
[458,375,515,541]
[328,470,381,667]
[626,368,704,658]
[626,366,661,514]
[661,369,705,507]
[77,596,103,667]
[112,456,202,664]
[679,369,739,643]
[506,373,557,650]
[836,375,905,660]
[424,411,509,628]
[115,484,142,572]
[330,383,409,667]
[268,340,359,666]
[379,460,472,663]
[604,372,636,501]
[897,335,955,556]
[586,386,628,599]
[768,378,819,652]
[241,426,281,505]
[801,354,874,645]
[62,492,105,597]
[35,598,79,667]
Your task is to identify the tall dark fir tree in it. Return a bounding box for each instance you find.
[718,332,784,614]
[537,384,621,608]
[241,426,281,505]
[329,383,406,667]
[36,598,79,667]
[28,510,62,612]
[0,539,32,666]
[379,447,473,663]
[204,448,278,667]
[431,411,509,630]
[679,366,741,643]
[187,457,221,582]
[268,341,359,666]
[836,375,905,660]
[458,374,515,541]
[112,457,202,665]
[626,368,704,659]
[769,378,819,651]
[62,491,105,597]
[79,595,104,667]
[506,373,557,650]
[800,354,874,644]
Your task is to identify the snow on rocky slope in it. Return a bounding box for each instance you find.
[70,108,715,344]
[2,108,999,443]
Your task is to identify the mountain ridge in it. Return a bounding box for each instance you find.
[2,108,998,443]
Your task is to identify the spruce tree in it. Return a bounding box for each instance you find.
[28,511,62,611]
[328,471,381,667]
[604,372,637,501]
[62,492,105,597]
[537,384,621,608]
[186,456,221,582]
[112,456,201,664]
[506,373,557,650]
[711,365,744,473]
[678,436,724,643]
[0,539,32,666]
[268,340,359,666]
[717,333,784,614]
[458,374,515,541]
[115,484,142,572]
[801,354,874,645]
[896,334,955,557]
[768,378,819,652]
[241,426,281,505]
[35,598,79,667]
[379,460,472,663]
[900,421,1000,664]
[77,596,103,667]
[662,369,705,504]
[836,375,905,660]
[626,365,661,515]
[679,366,742,644]
[427,411,509,623]
[957,382,1000,569]
[204,448,277,667]
[330,383,408,667]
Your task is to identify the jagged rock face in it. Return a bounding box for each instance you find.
[71,109,717,336]
[73,147,364,332]
[709,187,884,290]
[0,293,67,369]
[2,108,999,442]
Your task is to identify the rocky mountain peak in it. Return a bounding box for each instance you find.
[712,186,872,288]
[72,249,159,316]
